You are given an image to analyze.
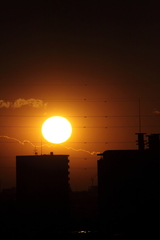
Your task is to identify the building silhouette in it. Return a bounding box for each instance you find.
[97,133,160,234]
[16,152,70,230]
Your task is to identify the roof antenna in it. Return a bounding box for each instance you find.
[41,133,42,155]
[135,98,146,150]
[34,146,38,155]
[139,98,141,133]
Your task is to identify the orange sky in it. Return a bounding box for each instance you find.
[0,1,160,191]
[0,93,160,191]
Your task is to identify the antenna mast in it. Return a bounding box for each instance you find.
[136,98,146,150]
[41,134,42,155]
[139,98,141,133]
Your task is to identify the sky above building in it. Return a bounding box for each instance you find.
[0,1,160,190]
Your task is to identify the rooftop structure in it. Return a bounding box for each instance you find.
[16,152,70,215]
[97,134,160,233]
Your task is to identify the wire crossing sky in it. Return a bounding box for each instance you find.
[0,1,159,190]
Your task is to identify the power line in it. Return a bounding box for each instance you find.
[0,125,160,128]
[0,115,160,118]
[0,141,135,144]
[1,97,160,102]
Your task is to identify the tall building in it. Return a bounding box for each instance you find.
[16,152,70,229]
[97,134,160,233]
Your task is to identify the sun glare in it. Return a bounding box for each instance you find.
[42,116,72,144]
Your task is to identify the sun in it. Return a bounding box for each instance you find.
[42,116,72,144]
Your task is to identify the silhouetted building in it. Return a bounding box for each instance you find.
[147,133,160,150]
[135,132,146,150]
[16,152,70,229]
[97,134,160,234]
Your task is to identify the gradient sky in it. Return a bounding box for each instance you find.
[0,1,160,190]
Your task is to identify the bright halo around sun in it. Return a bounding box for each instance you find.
[42,116,72,144]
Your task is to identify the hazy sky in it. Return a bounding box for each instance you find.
[0,1,160,190]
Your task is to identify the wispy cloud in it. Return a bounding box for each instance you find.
[153,108,160,114]
[0,98,47,108]
[0,136,100,155]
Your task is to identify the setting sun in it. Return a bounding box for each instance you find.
[42,116,72,144]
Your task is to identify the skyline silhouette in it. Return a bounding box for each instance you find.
[1,132,160,237]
